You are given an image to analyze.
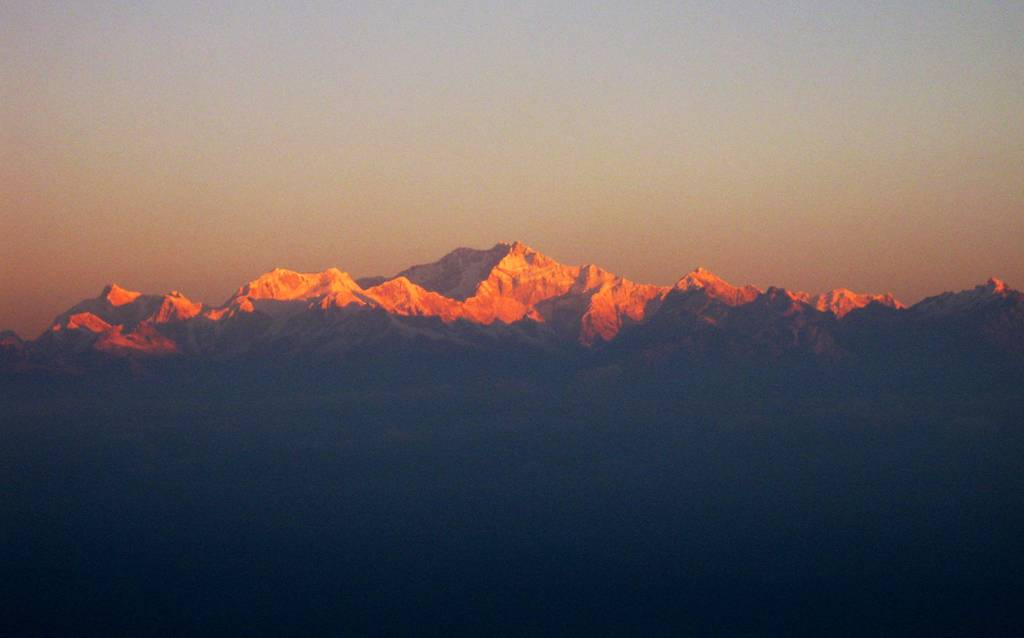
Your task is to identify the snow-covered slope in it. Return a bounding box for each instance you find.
[366,241,668,341]
[910,278,1011,316]
[20,242,1014,361]
[798,289,903,318]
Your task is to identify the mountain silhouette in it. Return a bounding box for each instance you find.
[5,242,1019,372]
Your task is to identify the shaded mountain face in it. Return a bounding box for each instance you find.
[0,331,25,363]
[0,330,24,348]
[4,247,1021,638]
[910,278,1014,317]
[377,241,668,340]
[796,288,903,318]
[4,242,1020,372]
[33,286,203,356]
[898,278,1024,355]
[674,267,761,306]
[21,242,672,358]
[6,255,1023,638]
[395,242,515,300]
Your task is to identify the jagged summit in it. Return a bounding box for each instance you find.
[101,283,142,306]
[154,292,203,323]
[363,277,462,320]
[912,276,1016,316]
[675,266,724,289]
[801,289,903,318]
[361,242,666,338]
[674,268,761,306]
[395,242,521,300]
[14,243,1019,362]
[987,277,1008,294]
[233,267,363,302]
[385,241,568,300]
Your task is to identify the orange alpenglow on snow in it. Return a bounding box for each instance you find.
[233,268,365,302]
[154,291,204,323]
[41,285,206,355]
[93,323,179,355]
[363,277,463,321]
[389,242,669,341]
[220,267,371,318]
[102,283,142,307]
[29,241,926,357]
[674,267,761,306]
[800,289,903,318]
[671,268,903,318]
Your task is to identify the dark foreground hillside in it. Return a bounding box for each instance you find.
[2,360,1023,636]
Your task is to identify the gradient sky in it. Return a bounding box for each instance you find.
[2,1,1022,337]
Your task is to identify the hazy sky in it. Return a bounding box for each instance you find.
[2,1,1022,337]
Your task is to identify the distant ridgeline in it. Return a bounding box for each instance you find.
[1,242,1022,393]
[4,243,1024,636]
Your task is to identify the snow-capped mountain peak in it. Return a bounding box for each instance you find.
[803,289,903,318]
[986,277,1008,294]
[912,276,1016,316]
[233,267,363,302]
[674,268,761,306]
[12,244,1018,362]
[102,283,142,307]
[395,243,514,301]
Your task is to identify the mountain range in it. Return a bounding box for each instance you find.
[2,241,1021,373]
[5,242,1024,636]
